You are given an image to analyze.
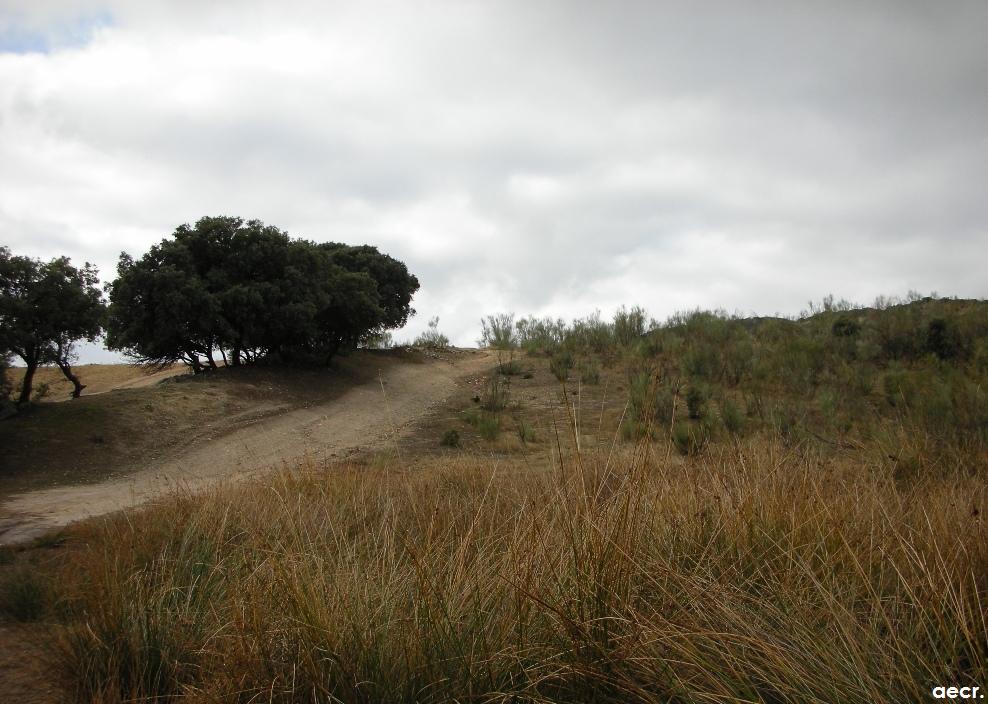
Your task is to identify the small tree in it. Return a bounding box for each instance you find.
[0,247,105,403]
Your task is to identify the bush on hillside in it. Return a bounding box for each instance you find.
[515,315,567,354]
[414,317,450,350]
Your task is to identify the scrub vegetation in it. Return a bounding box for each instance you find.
[2,293,988,703]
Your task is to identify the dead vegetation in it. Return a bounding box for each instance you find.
[13,421,986,703]
[2,297,987,702]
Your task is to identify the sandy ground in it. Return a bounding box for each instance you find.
[10,363,188,400]
[0,350,493,544]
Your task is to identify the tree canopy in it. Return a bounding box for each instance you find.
[106,216,419,370]
[0,247,106,403]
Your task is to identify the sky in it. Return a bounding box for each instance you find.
[1,1,987,362]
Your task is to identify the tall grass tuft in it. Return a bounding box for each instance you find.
[38,402,988,703]
[0,564,51,622]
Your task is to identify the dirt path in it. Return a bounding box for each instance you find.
[0,351,493,544]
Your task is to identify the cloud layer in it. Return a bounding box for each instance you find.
[2,1,986,360]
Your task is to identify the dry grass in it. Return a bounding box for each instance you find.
[8,363,187,401]
[32,415,988,703]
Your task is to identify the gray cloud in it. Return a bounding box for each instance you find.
[1,1,986,360]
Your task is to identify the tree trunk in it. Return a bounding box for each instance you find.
[55,357,86,398]
[17,358,37,405]
[324,340,342,365]
[186,353,204,374]
[231,346,242,367]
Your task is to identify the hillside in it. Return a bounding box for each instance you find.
[0,297,986,703]
[7,363,188,402]
[0,349,493,542]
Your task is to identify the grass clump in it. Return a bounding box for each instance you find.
[579,357,601,385]
[549,349,573,381]
[477,413,501,440]
[37,428,988,703]
[439,429,460,447]
[497,359,522,376]
[32,381,52,402]
[685,383,708,419]
[620,418,652,442]
[514,418,536,443]
[671,421,709,456]
[720,397,745,435]
[0,565,51,622]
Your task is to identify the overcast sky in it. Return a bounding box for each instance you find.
[2,1,986,362]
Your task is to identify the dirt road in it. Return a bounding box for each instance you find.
[0,350,492,544]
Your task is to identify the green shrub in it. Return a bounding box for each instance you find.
[926,318,962,360]
[362,330,395,349]
[32,381,51,402]
[515,419,535,443]
[498,360,522,376]
[32,531,67,549]
[0,546,15,565]
[515,316,567,355]
[882,369,916,408]
[721,398,745,435]
[683,345,720,380]
[0,566,50,622]
[549,349,574,382]
[567,310,613,354]
[672,422,708,456]
[654,387,676,426]
[820,382,840,408]
[481,374,508,411]
[477,414,500,441]
[613,306,649,347]
[635,332,665,359]
[831,316,860,338]
[626,374,677,432]
[480,312,517,350]
[772,335,827,393]
[723,335,754,385]
[685,384,708,420]
[626,373,652,421]
[770,402,805,445]
[414,316,450,350]
[579,357,601,385]
[973,339,988,374]
[440,429,461,448]
[620,418,653,442]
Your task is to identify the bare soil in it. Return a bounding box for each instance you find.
[10,362,188,400]
[0,349,494,544]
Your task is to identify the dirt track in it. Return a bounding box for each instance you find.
[0,350,493,544]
